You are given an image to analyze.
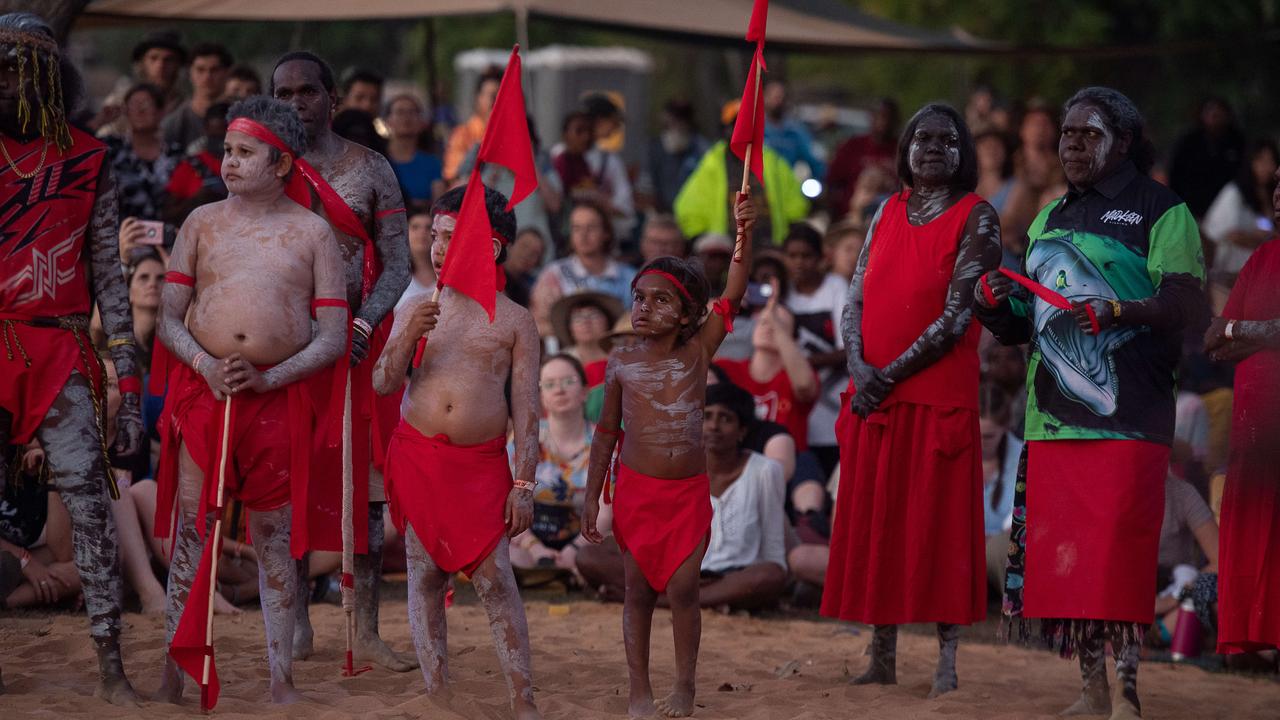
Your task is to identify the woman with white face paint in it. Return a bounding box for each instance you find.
[975,87,1207,720]
[822,103,1002,698]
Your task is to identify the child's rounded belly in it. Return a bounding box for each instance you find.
[189,311,310,366]
[402,381,510,445]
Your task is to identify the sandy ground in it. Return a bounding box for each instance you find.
[2,592,1277,720]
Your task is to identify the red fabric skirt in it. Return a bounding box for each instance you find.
[0,320,100,444]
[612,462,712,593]
[303,315,397,554]
[821,399,986,625]
[1217,366,1280,653]
[1022,439,1168,625]
[384,421,511,575]
[154,361,328,558]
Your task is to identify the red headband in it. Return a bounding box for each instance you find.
[634,269,693,301]
[435,210,511,246]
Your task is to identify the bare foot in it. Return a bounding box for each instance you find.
[156,660,185,705]
[1109,700,1141,720]
[655,687,695,718]
[270,680,305,704]
[927,676,957,698]
[514,701,543,720]
[213,592,242,615]
[95,673,142,707]
[629,693,657,718]
[355,633,419,672]
[1060,690,1111,716]
[292,622,314,661]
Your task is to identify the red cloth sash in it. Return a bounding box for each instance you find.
[611,462,712,592]
[861,191,984,410]
[383,422,511,574]
[1022,439,1168,625]
[981,267,1099,334]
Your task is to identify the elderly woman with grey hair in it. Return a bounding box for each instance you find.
[975,87,1205,719]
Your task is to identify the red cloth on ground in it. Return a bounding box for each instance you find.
[1021,439,1168,625]
[154,361,329,557]
[860,190,984,411]
[821,397,986,625]
[583,358,607,388]
[715,357,817,450]
[0,320,101,444]
[1217,240,1280,653]
[384,422,512,575]
[611,462,713,593]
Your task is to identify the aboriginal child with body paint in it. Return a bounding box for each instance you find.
[582,198,756,718]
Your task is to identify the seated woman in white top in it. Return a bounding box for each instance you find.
[1201,140,1279,310]
[694,382,789,611]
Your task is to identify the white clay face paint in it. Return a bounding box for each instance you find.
[1086,110,1114,175]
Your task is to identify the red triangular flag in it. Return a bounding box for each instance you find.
[168,532,221,710]
[746,0,769,42]
[730,43,767,186]
[476,45,537,209]
[437,172,502,321]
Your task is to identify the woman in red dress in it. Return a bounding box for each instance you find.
[1206,230,1280,655]
[821,104,1001,696]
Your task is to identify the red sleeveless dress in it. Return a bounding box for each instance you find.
[821,191,987,625]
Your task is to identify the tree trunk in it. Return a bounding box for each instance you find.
[0,0,93,44]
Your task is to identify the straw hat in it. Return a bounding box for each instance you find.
[549,291,624,350]
[598,315,637,354]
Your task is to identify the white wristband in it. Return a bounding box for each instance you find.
[1225,320,1235,340]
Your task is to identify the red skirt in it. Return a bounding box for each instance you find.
[821,399,986,625]
[1217,379,1280,652]
[1022,439,1168,625]
[612,462,712,593]
[383,421,512,575]
[0,320,100,444]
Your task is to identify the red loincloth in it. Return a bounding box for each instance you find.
[1217,241,1280,653]
[304,314,397,554]
[154,361,331,557]
[611,462,712,593]
[0,319,103,444]
[822,397,986,625]
[1021,439,1168,625]
[383,421,512,575]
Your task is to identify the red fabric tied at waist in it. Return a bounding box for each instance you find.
[226,117,378,298]
[383,422,512,575]
[982,268,1099,335]
[611,462,712,592]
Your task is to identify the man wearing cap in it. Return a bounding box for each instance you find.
[674,99,808,247]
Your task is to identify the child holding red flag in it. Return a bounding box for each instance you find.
[582,198,756,718]
[372,44,543,720]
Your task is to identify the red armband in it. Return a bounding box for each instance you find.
[311,298,351,316]
[165,271,195,287]
[117,376,142,395]
[711,298,736,333]
[376,207,406,219]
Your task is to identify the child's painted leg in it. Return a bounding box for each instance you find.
[621,550,659,718]
[1110,633,1142,720]
[471,537,541,720]
[928,622,959,698]
[291,555,313,661]
[249,506,303,704]
[355,503,418,672]
[852,624,897,685]
[655,538,707,719]
[405,527,451,693]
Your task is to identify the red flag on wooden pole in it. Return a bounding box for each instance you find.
[746,0,769,43]
[729,42,767,187]
[476,45,537,209]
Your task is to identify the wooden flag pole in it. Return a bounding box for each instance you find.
[411,287,443,369]
[200,396,233,711]
[340,367,355,675]
[735,53,763,263]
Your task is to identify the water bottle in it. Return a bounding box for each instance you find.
[1170,599,1202,661]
